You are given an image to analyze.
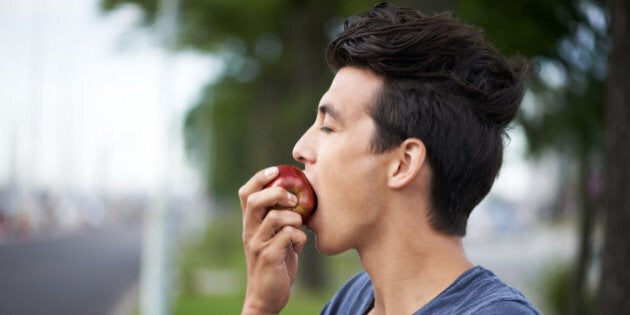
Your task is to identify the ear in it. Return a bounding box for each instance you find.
[387,138,426,189]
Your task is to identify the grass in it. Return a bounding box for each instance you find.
[173,291,329,315]
[173,293,244,315]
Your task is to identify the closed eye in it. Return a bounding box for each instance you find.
[320,126,333,133]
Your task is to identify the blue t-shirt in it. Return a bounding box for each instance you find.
[320,266,541,314]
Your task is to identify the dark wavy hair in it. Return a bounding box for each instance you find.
[326,2,529,236]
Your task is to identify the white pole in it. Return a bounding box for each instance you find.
[25,0,46,196]
[139,0,179,314]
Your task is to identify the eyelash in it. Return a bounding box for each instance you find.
[319,126,333,133]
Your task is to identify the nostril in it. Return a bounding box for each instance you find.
[295,154,306,163]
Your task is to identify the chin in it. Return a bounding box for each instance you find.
[314,236,350,256]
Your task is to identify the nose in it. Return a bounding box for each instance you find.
[292,125,315,166]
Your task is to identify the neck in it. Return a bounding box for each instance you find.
[357,211,473,315]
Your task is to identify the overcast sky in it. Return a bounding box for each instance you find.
[0,0,220,195]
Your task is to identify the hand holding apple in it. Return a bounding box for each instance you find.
[264,164,317,223]
[239,165,310,314]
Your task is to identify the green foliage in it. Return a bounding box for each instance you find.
[99,0,376,298]
[181,214,245,269]
[456,0,607,159]
[456,3,608,314]
[539,263,595,315]
[101,1,612,312]
[457,0,576,57]
[99,0,455,202]
[102,0,609,201]
[519,80,605,157]
[176,213,244,296]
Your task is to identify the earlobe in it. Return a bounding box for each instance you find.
[388,138,426,189]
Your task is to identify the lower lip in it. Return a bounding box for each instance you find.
[305,209,318,230]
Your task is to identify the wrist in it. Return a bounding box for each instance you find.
[241,305,278,315]
[241,299,279,315]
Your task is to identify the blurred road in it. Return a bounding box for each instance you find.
[0,226,141,315]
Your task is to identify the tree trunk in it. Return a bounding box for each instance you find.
[571,157,596,315]
[598,0,630,313]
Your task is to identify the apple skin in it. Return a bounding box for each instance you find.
[264,165,317,223]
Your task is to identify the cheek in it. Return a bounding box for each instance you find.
[319,162,382,221]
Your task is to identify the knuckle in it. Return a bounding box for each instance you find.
[286,226,301,236]
[266,209,281,221]
[245,193,258,207]
[242,234,255,250]
[238,185,247,199]
[246,239,262,255]
[298,230,307,241]
[269,186,286,198]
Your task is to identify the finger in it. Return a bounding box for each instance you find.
[256,210,303,240]
[243,205,301,255]
[291,229,308,254]
[244,214,304,263]
[266,225,307,255]
[245,209,302,250]
[242,187,298,234]
[239,166,279,212]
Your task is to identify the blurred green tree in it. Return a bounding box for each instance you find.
[455,0,626,314]
[100,1,629,312]
[99,0,455,292]
[100,0,342,292]
[99,0,453,293]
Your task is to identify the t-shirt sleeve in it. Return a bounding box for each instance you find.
[475,300,541,315]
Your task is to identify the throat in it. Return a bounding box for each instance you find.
[358,234,473,314]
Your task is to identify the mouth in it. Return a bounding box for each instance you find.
[304,202,318,226]
[302,171,318,229]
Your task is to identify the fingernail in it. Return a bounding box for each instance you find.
[287,192,297,204]
[264,166,278,177]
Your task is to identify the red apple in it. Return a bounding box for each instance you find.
[264,164,317,223]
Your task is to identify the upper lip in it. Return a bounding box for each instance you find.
[303,171,317,196]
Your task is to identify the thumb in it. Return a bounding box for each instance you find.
[290,229,308,254]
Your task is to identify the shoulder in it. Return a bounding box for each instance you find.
[415,266,541,315]
[320,271,373,315]
[474,300,541,315]
[460,266,541,314]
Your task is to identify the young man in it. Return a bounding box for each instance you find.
[238,3,540,314]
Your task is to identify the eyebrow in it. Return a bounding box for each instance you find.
[318,104,343,123]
